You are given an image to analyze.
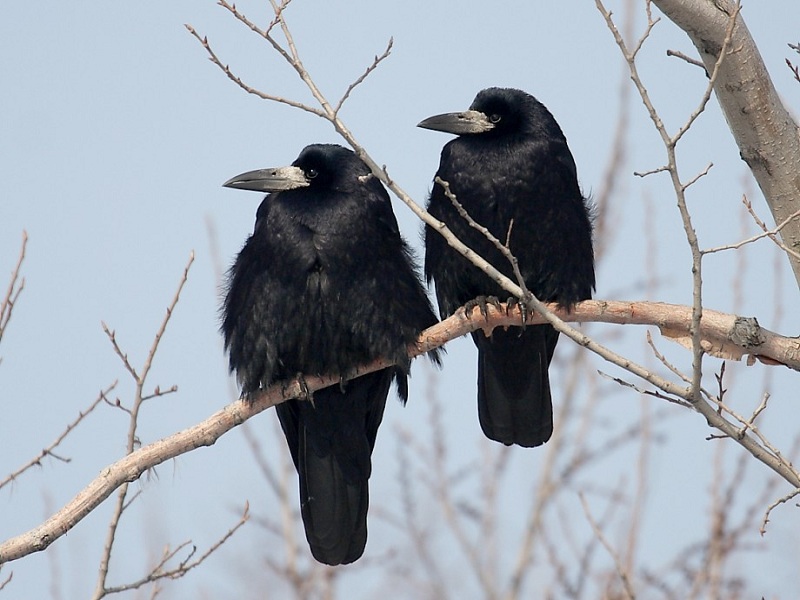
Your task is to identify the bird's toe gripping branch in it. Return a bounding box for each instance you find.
[504,295,530,330]
[464,296,504,337]
[277,373,315,407]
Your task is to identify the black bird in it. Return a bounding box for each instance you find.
[419,87,594,448]
[221,144,439,565]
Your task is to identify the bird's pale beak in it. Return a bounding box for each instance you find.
[222,166,310,192]
[417,110,495,135]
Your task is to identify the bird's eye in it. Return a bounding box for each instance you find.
[306,168,318,179]
[489,114,502,124]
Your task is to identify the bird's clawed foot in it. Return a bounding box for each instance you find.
[505,296,529,329]
[339,368,356,393]
[294,372,314,407]
[465,295,502,322]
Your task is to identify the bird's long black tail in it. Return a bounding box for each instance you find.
[473,324,559,447]
[297,433,369,566]
[276,370,392,565]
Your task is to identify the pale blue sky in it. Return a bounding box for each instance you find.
[2,2,799,597]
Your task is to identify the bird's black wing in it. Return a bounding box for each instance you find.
[222,199,286,395]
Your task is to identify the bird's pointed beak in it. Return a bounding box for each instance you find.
[417,110,494,135]
[222,166,310,192]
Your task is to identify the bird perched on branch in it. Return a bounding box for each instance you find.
[221,143,439,565]
[419,87,595,448]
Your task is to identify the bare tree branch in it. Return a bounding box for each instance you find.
[2,295,798,565]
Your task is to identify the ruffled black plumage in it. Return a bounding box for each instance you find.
[222,144,439,564]
[422,88,595,447]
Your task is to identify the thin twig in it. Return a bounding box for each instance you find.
[0,570,11,591]
[645,330,691,384]
[633,165,669,178]
[0,231,28,349]
[184,24,326,118]
[703,200,800,255]
[101,324,139,381]
[334,38,393,116]
[681,162,713,192]
[667,49,706,70]
[740,392,770,437]
[102,504,249,595]
[598,370,691,408]
[140,252,194,386]
[579,493,637,599]
[761,487,800,535]
[93,253,194,599]
[741,195,800,260]
[435,176,531,300]
[0,383,116,490]
[786,42,800,83]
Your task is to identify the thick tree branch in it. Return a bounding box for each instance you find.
[651,0,800,286]
[1,299,798,565]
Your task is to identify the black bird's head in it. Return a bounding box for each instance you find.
[417,87,565,142]
[223,144,369,195]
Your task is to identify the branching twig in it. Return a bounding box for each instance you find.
[0,231,28,351]
[651,0,800,285]
[184,24,326,118]
[93,252,194,600]
[598,370,690,408]
[101,503,249,595]
[760,487,800,535]
[703,198,800,255]
[0,383,116,491]
[334,37,393,116]
[786,42,800,83]
[579,493,637,599]
[741,195,800,260]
